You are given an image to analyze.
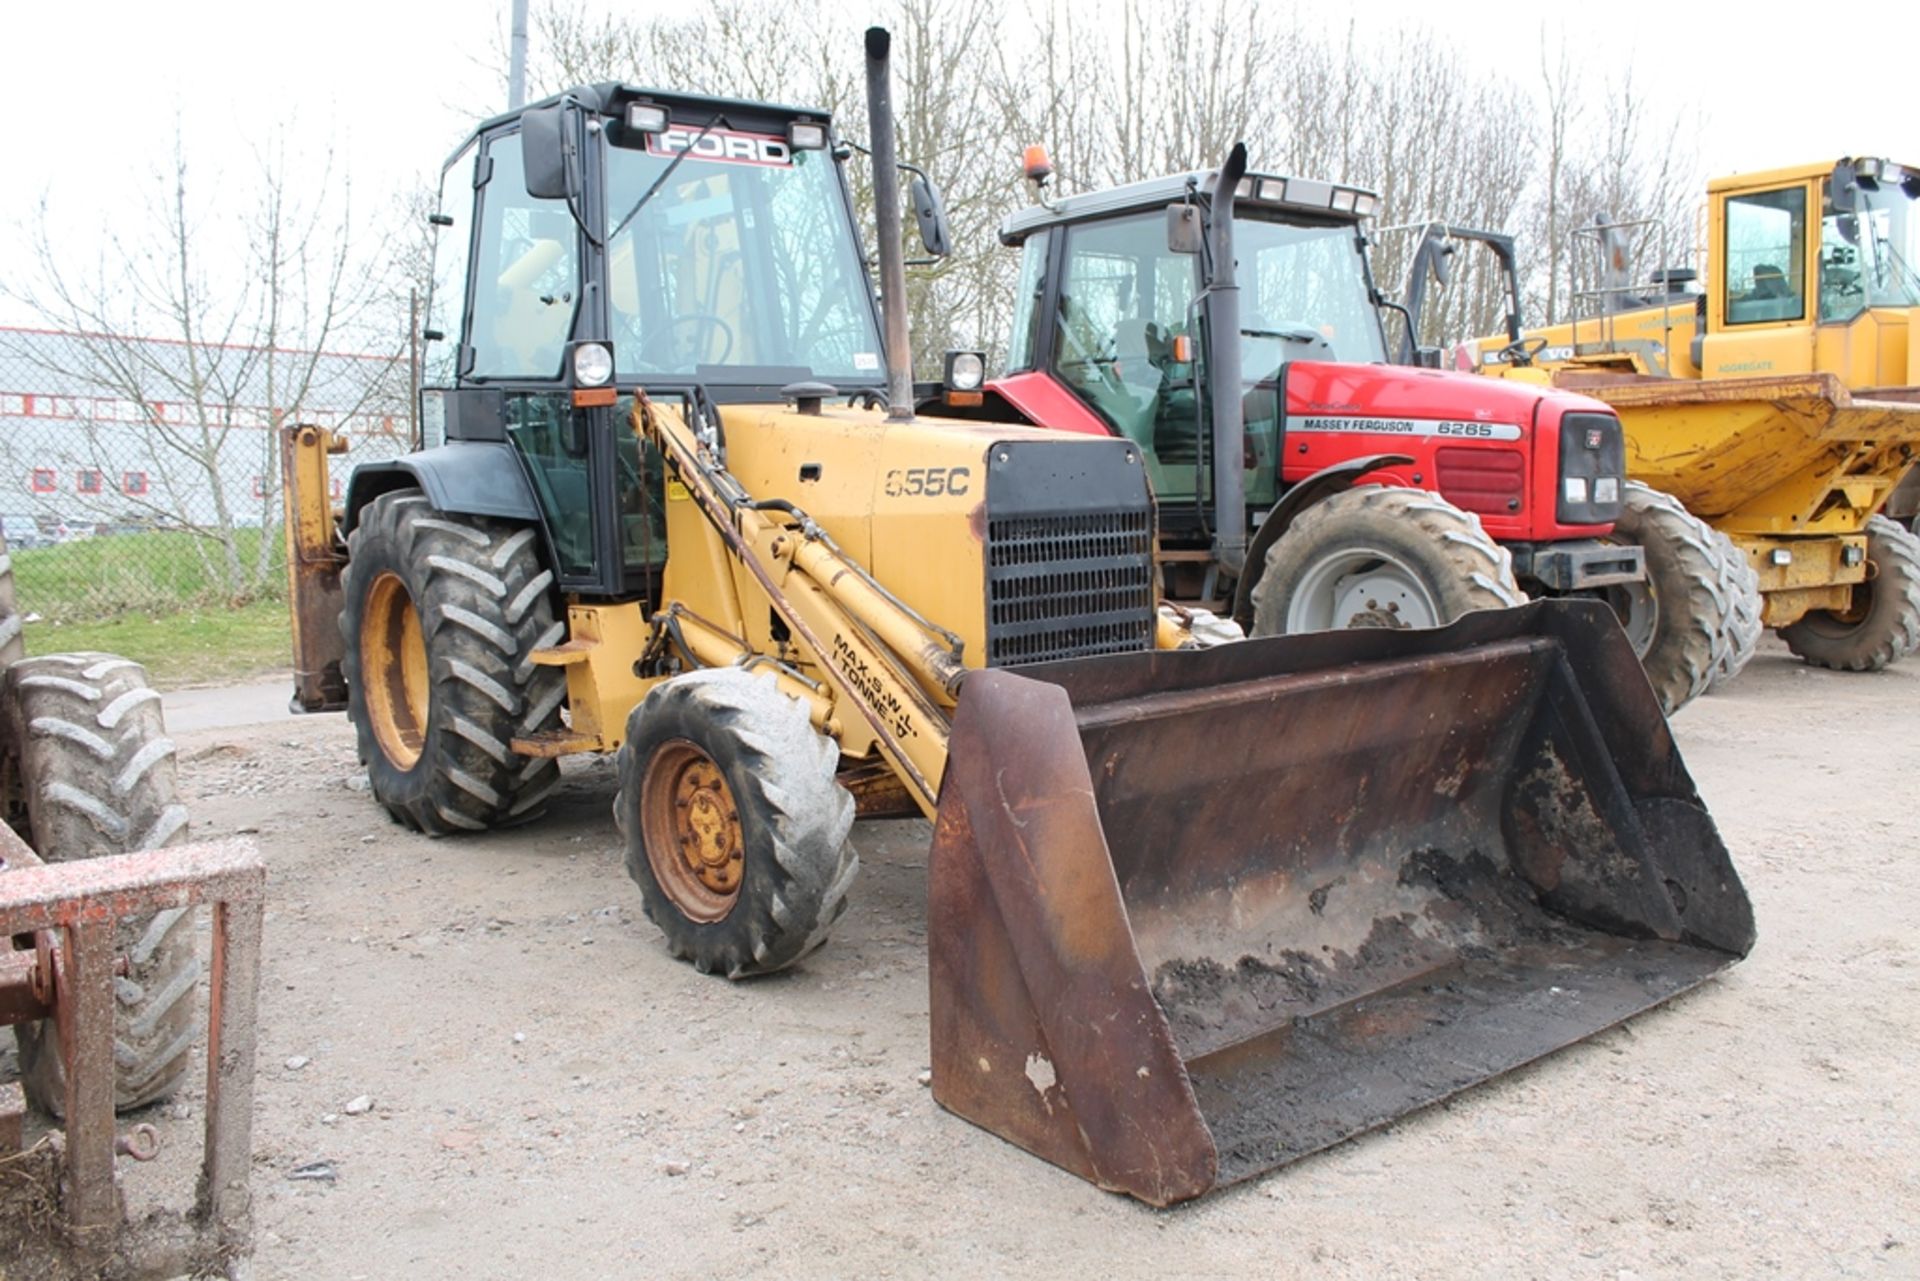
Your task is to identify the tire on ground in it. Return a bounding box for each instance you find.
[1,654,198,1114]
[1779,514,1920,672]
[616,668,857,979]
[0,533,24,669]
[1601,482,1734,715]
[340,490,567,835]
[1708,529,1763,691]
[1248,485,1523,637]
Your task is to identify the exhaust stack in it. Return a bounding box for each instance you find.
[864,27,914,421]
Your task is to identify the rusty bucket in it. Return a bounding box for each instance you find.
[928,599,1752,1206]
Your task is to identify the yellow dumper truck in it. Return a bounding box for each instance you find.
[1459,158,1920,673]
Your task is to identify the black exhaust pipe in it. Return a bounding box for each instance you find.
[864,27,914,421]
[1207,143,1249,575]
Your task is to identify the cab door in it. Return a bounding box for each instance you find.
[1700,179,1818,378]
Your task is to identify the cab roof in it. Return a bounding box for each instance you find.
[1001,169,1380,246]
[1706,157,1917,193]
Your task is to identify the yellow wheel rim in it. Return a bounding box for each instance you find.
[641,740,744,922]
[362,572,429,770]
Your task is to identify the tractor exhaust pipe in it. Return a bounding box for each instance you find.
[1207,144,1249,575]
[865,27,914,421]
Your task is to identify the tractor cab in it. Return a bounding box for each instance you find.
[399,85,904,601]
[1456,158,1920,389]
[994,167,1387,522]
[986,153,1640,618]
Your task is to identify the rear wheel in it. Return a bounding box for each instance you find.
[340,490,567,834]
[1598,483,1733,715]
[616,669,857,979]
[1249,486,1523,636]
[1779,515,1920,672]
[2,654,198,1115]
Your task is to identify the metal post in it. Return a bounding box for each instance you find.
[199,894,264,1261]
[508,0,529,111]
[60,918,119,1254]
[864,27,915,421]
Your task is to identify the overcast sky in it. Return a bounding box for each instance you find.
[5,0,1917,331]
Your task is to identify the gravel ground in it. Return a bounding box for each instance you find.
[15,636,1920,1278]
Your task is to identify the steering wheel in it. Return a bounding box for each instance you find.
[653,313,736,368]
[1496,336,1549,367]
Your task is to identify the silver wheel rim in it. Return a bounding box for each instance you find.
[1606,582,1659,658]
[1286,548,1444,631]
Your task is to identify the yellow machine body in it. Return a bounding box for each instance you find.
[1469,159,1920,625]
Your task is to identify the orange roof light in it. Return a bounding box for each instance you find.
[1022,144,1053,183]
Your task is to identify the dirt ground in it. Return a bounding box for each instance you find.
[32,637,1920,1278]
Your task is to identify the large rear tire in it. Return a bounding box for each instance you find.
[1779,515,1920,672]
[1598,483,1733,715]
[616,669,857,979]
[340,490,567,835]
[2,654,198,1115]
[1248,486,1523,636]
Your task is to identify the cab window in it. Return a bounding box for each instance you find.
[467,131,582,378]
[1724,187,1806,324]
[1052,214,1196,450]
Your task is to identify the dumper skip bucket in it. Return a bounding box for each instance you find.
[928,599,1752,1206]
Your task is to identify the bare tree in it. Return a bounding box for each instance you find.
[4,133,405,600]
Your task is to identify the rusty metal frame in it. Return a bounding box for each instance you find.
[0,821,264,1280]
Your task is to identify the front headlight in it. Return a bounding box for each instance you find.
[945,350,986,391]
[1563,477,1590,505]
[1594,477,1619,504]
[572,342,614,386]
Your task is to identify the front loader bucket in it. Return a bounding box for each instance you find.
[928,599,1752,1206]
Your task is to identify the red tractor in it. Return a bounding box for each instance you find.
[941,145,1737,712]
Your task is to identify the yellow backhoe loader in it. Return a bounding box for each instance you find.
[1455,159,1920,674]
[281,30,1753,1204]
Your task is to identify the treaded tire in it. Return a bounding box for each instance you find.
[1248,486,1523,637]
[616,669,857,979]
[1,653,198,1115]
[1602,483,1733,715]
[1708,529,1762,691]
[1779,514,1920,672]
[0,533,24,668]
[341,490,566,835]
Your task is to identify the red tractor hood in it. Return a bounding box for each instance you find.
[1286,361,1608,426]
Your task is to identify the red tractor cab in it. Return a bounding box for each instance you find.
[940,147,1733,712]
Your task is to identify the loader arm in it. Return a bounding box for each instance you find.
[632,396,961,813]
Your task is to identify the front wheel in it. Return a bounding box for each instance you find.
[616,669,857,979]
[1779,515,1920,671]
[1598,483,1736,715]
[1248,486,1523,636]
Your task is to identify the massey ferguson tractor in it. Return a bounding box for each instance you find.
[958,147,1741,713]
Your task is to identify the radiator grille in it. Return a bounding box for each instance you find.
[986,510,1156,666]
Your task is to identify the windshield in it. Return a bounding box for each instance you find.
[1237,216,1387,375]
[1822,177,1920,318]
[604,131,884,382]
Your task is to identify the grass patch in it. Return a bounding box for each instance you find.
[24,599,293,689]
[10,529,286,623]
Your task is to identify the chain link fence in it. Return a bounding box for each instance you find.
[0,327,411,623]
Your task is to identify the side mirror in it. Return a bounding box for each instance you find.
[1430,242,1455,288]
[521,104,575,201]
[1167,204,1204,255]
[909,173,953,258]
